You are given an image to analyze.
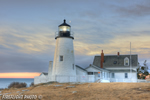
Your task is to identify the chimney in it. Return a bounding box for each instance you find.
[100,50,104,68]
[48,61,53,76]
[118,52,120,56]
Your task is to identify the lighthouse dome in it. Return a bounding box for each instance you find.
[55,19,74,39]
[59,19,70,27]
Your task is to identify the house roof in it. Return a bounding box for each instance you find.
[109,69,136,72]
[76,65,87,71]
[40,72,48,76]
[85,64,109,72]
[93,54,138,68]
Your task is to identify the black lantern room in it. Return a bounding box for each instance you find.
[55,19,74,39]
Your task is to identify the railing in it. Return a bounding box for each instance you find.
[55,31,74,38]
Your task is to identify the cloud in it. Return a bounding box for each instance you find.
[75,55,94,68]
[1,20,150,73]
[0,51,51,73]
[0,0,150,73]
[114,0,150,17]
[0,25,56,53]
[0,26,55,73]
[140,48,150,50]
[0,45,10,50]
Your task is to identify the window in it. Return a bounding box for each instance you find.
[125,73,128,78]
[112,73,115,78]
[59,26,70,31]
[98,73,100,77]
[125,60,128,65]
[124,57,129,66]
[88,72,93,75]
[98,72,100,77]
[113,61,117,64]
[60,56,63,61]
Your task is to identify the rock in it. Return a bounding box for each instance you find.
[77,83,83,84]
[16,91,20,93]
[139,88,141,89]
[0,91,1,93]
[22,89,29,91]
[64,87,68,89]
[5,93,11,95]
[88,84,91,87]
[54,85,63,87]
[70,83,76,84]
[19,92,23,95]
[72,91,77,93]
[66,86,75,88]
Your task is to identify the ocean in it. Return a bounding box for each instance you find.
[0,78,34,89]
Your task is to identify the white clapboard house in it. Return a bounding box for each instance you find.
[75,50,138,82]
[91,51,138,82]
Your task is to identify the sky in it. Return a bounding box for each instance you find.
[0,0,150,78]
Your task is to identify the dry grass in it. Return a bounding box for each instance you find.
[1,83,150,100]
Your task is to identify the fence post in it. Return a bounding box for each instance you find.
[55,75,57,82]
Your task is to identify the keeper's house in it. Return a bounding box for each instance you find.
[88,50,138,82]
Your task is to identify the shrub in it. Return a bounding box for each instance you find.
[30,82,34,87]
[8,82,27,88]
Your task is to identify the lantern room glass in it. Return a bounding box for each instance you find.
[59,26,70,32]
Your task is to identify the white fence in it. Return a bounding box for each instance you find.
[110,78,137,82]
[52,75,95,83]
[34,76,49,84]
[34,75,95,84]
[34,75,150,85]
[137,79,150,83]
[109,79,150,83]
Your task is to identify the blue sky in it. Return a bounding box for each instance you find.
[0,0,150,73]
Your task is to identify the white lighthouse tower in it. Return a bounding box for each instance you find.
[52,19,76,82]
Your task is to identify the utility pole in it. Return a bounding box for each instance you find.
[130,42,132,81]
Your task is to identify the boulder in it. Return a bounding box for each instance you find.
[54,85,63,87]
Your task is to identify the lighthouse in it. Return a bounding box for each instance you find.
[52,19,76,81]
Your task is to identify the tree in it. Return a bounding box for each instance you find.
[144,71,149,76]
[141,67,145,70]
[137,73,140,79]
